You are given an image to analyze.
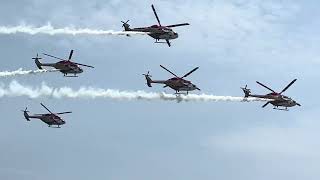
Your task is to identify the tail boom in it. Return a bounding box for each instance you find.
[35,59,55,69]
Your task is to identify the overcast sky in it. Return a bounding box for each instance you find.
[0,0,320,180]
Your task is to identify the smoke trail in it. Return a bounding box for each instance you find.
[0,68,58,78]
[0,81,269,102]
[0,23,147,36]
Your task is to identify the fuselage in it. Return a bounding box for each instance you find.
[28,114,65,126]
[129,25,179,40]
[55,61,83,75]
[248,93,298,108]
[152,77,198,92]
[42,61,83,75]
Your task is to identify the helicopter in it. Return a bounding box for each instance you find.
[241,79,301,111]
[143,65,200,94]
[23,103,72,128]
[122,4,190,47]
[33,50,94,77]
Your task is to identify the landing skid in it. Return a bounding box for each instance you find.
[273,107,289,111]
[48,125,61,128]
[64,76,78,77]
[63,73,78,77]
[154,39,171,47]
[174,92,188,95]
[64,74,78,77]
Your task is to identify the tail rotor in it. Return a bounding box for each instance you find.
[22,107,30,121]
[121,20,131,32]
[142,71,153,87]
[241,85,251,98]
[32,53,42,61]
[33,54,43,69]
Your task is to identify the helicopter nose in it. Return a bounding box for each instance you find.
[79,68,83,73]
[294,101,301,106]
[174,32,178,38]
[193,84,200,91]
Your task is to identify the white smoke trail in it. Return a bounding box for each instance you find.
[0,68,59,78]
[0,81,270,103]
[0,23,147,36]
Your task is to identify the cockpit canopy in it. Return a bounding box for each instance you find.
[169,77,190,83]
[150,25,172,31]
[151,25,159,28]
[169,77,180,81]
[282,95,292,100]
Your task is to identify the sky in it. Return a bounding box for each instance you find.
[0,0,320,179]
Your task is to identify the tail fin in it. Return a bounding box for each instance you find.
[121,20,131,31]
[22,108,30,121]
[32,54,43,69]
[143,71,153,87]
[34,58,43,69]
[241,85,251,98]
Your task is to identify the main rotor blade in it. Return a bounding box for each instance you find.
[166,39,171,47]
[182,67,199,78]
[151,4,162,26]
[40,103,54,114]
[256,81,276,93]
[43,53,65,61]
[166,23,190,28]
[68,50,74,60]
[280,79,297,94]
[74,63,94,68]
[262,101,270,108]
[160,65,179,78]
[57,111,72,115]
